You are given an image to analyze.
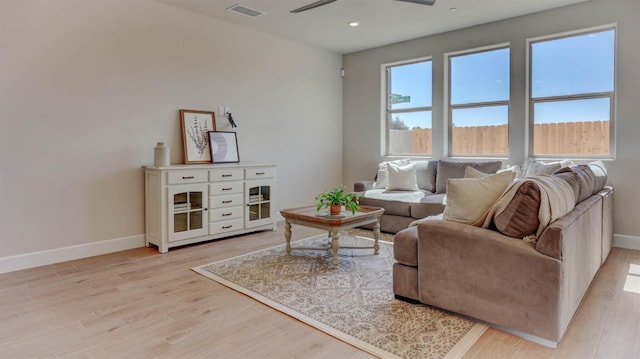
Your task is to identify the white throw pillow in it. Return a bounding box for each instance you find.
[523,159,574,177]
[443,170,514,226]
[588,160,607,175]
[386,162,420,191]
[373,159,411,189]
[498,164,522,179]
[467,166,516,182]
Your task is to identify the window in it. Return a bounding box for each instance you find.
[385,59,432,156]
[529,27,615,157]
[448,46,510,156]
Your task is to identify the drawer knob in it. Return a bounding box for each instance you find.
[182,176,195,179]
[255,172,265,175]
[222,187,232,191]
[222,213,232,217]
[222,200,233,204]
[222,225,233,229]
[221,174,232,178]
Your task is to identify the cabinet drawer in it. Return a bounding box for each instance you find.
[167,170,207,184]
[209,193,243,208]
[209,182,243,195]
[209,206,243,222]
[209,168,244,181]
[245,167,275,180]
[209,219,243,234]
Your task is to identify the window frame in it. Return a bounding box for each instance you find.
[527,25,616,159]
[445,43,511,158]
[383,56,433,157]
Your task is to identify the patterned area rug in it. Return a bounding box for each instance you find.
[193,234,486,359]
[346,227,395,242]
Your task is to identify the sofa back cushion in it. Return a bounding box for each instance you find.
[568,165,596,203]
[415,160,437,193]
[551,170,580,204]
[553,162,607,204]
[435,160,502,194]
[588,160,608,194]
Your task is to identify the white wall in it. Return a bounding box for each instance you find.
[0,0,343,264]
[343,0,640,242]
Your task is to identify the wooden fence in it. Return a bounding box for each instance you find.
[390,121,609,155]
[533,121,609,155]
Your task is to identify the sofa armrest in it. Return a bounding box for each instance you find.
[354,181,374,192]
[536,194,602,259]
[416,219,563,342]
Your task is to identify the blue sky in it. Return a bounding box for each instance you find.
[389,29,615,128]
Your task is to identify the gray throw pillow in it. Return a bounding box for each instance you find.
[414,160,437,193]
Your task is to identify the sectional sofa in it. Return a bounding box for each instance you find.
[353,159,503,233]
[390,160,612,345]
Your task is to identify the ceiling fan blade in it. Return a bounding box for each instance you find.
[394,0,436,6]
[290,0,338,13]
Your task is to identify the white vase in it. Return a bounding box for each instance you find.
[154,142,170,167]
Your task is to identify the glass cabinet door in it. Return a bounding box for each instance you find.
[245,179,274,228]
[168,183,208,241]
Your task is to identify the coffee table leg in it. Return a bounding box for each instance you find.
[373,219,380,255]
[285,220,292,254]
[331,228,339,267]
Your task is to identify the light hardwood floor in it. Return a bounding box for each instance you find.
[1,225,639,358]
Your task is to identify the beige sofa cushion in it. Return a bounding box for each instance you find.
[435,160,502,194]
[443,170,513,225]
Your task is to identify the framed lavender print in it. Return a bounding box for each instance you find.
[180,109,216,164]
[208,131,240,164]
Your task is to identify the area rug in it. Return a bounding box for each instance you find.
[192,234,487,359]
[346,227,395,242]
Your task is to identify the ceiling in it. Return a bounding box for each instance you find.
[155,0,590,54]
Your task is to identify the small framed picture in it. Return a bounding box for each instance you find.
[180,109,216,164]
[208,131,240,164]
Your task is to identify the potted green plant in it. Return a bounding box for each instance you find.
[315,186,361,215]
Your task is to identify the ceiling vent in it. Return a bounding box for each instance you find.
[227,4,265,18]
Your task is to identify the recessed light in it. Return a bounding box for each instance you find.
[348,21,360,27]
[449,7,458,12]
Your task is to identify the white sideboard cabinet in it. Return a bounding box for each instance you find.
[144,162,276,253]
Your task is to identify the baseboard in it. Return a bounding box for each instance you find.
[1,232,637,274]
[0,234,145,274]
[613,234,640,250]
[490,323,558,348]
